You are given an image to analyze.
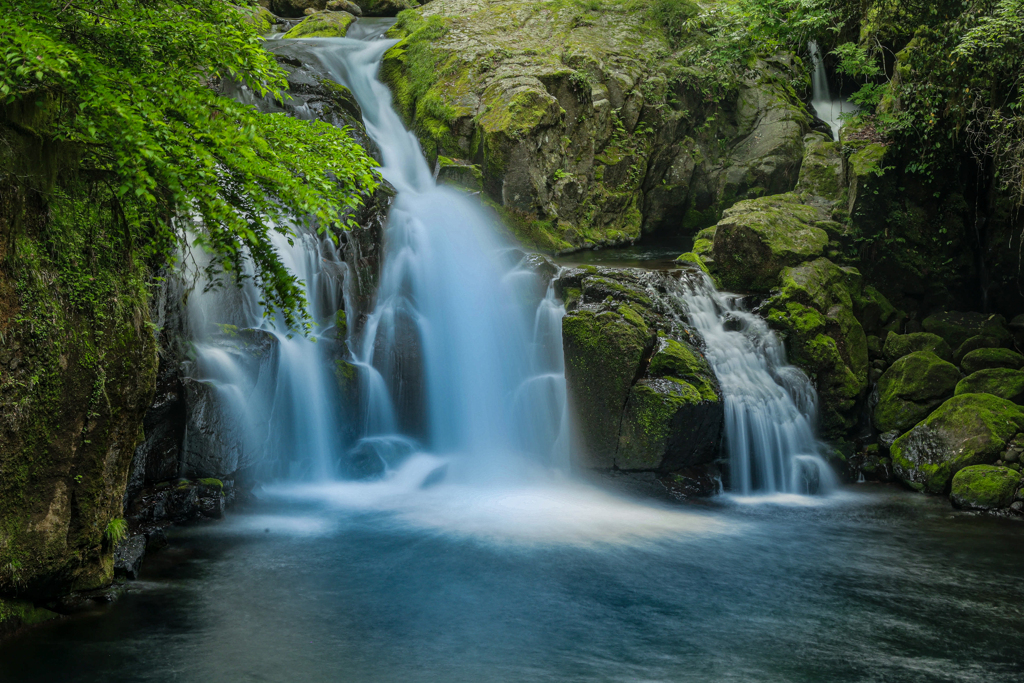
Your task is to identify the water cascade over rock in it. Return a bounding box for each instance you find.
[808,41,858,141]
[672,273,837,496]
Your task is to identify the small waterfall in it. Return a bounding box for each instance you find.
[808,41,858,141]
[673,274,837,496]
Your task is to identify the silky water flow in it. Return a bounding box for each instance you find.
[182,29,837,532]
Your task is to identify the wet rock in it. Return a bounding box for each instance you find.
[327,0,363,13]
[361,0,418,16]
[761,258,869,437]
[283,10,356,37]
[882,331,953,364]
[891,394,1024,493]
[878,430,901,455]
[268,0,328,17]
[950,465,1021,511]
[113,535,147,580]
[873,351,960,434]
[960,347,1024,374]
[558,268,723,471]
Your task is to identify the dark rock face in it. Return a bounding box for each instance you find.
[557,267,724,476]
[113,535,147,580]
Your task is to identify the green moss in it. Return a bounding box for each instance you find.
[955,368,1024,404]
[675,252,709,274]
[197,478,224,491]
[950,465,1021,510]
[891,394,1024,493]
[873,351,960,434]
[647,338,717,401]
[848,142,887,178]
[0,597,59,634]
[961,347,1024,375]
[882,331,953,363]
[282,11,357,39]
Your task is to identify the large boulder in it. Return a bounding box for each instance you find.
[268,0,326,17]
[950,465,1021,511]
[890,394,1024,493]
[955,368,1024,404]
[952,334,1009,365]
[761,258,869,436]
[710,193,829,292]
[921,311,1010,350]
[361,0,419,15]
[558,268,723,472]
[380,0,810,251]
[872,351,960,434]
[282,10,357,37]
[882,331,953,364]
[960,347,1024,374]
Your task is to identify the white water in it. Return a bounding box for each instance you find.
[809,41,858,141]
[673,274,837,496]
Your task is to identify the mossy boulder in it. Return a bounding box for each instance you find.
[891,394,1024,493]
[710,193,829,292]
[380,0,810,251]
[950,465,1021,511]
[921,311,1010,351]
[268,0,327,17]
[361,0,419,15]
[239,5,277,32]
[960,347,1024,374]
[955,368,1024,404]
[762,258,869,436]
[0,598,59,637]
[558,268,722,471]
[953,334,1008,366]
[872,351,960,434]
[282,10,356,37]
[794,133,845,208]
[853,285,896,337]
[882,331,953,364]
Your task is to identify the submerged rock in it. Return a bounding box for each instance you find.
[950,465,1021,511]
[872,351,959,434]
[890,394,1024,493]
[558,268,723,474]
[113,535,147,580]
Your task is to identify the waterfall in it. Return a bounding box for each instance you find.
[808,41,857,142]
[672,274,837,497]
[181,31,570,486]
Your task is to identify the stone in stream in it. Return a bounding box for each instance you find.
[113,535,148,580]
[960,347,1024,374]
[950,465,1022,511]
[872,351,960,434]
[891,394,1024,494]
[283,10,357,37]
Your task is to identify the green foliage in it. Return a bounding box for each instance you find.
[1,0,380,330]
[104,517,128,545]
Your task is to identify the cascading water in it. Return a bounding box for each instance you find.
[672,273,837,497]
[183,29,570,487]
[314,35,571,482]
[808,41,858,141]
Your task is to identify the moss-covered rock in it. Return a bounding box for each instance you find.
[921,311,1010,351]
[960,347,1024,374]
[881,331,953,364]
[890,394,1024,493]
[950,465,1021,511]
[794,133,845,209]
[239,5,277,32]
[955,368,1024,404]
[710,193,829,292]
[282,10,356,38]
[953,334,1008,366]
[872,351,960,434]
[0,597,59,637]
[361,0,418,15]
[762,258,868,436]
[558,268,722,471]
[380,0,811,251]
